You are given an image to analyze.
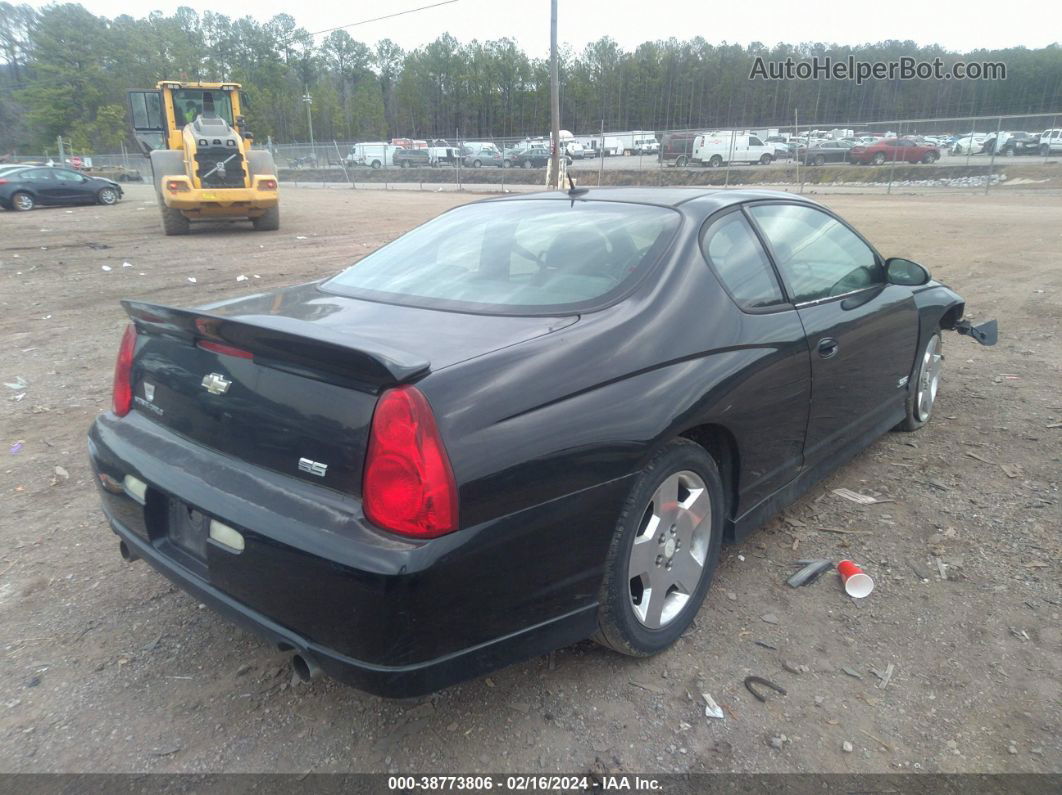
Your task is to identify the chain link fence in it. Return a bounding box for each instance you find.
[6,111,1058,194]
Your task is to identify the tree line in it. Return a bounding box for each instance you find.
[1,2,1061,154]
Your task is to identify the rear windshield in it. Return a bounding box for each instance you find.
[321,200,680,314]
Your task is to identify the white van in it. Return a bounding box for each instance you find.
[348,142,397,169]
[692,133,774,167]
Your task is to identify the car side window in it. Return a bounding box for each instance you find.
[748,204,882,303]
[701,212,786,310]
[23,169,55,182]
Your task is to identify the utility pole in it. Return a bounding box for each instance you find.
[549,0,561,189]
[303,93,315,163]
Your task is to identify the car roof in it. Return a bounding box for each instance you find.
[484,186,817,210]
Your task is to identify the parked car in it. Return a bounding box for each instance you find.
[392,148,432,168]
[564,141,586,160]
[503,147,568,169]
[659,131,701,167]
[951,134,988,155]
[801,140,855,166]
[983,131,1040,157]
[848,138,941,165]
[1040,128,1062,156]
[0,166,123,211]
[462,142,504,168]
[692,133,774,166]
[87,187,997,696]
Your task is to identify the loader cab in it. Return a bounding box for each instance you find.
[128,82,244,155]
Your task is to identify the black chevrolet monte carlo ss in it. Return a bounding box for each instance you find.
[88,187,996,696]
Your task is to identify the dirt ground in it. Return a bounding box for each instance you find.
[0,184,1059,775]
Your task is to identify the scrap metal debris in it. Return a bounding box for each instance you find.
[787,559,832,588]
[744,676,786,703]
[702,692,724,719]
[832,488,892,505]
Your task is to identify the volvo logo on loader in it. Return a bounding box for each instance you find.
[201,373,231,395]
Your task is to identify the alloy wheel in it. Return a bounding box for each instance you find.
[916,335,943,422]
[627,471,712,629]
[13,192,33,211]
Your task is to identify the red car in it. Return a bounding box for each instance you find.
[848,137,941,165]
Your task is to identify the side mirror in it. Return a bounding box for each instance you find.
[885,257,931,286]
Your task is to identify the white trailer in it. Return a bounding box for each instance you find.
[609,131,658,156]
[578,136,623,156]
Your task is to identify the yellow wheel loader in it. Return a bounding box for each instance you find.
[128,81,279,235]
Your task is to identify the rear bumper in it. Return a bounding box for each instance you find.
[162,184,278,215]
[88,412,627,697]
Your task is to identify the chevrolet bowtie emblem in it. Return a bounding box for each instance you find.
[201,372,231,395]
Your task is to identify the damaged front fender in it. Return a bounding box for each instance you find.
[952,318,998,346]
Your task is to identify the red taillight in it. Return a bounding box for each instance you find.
[260,178,278,190]
[166,180,189,192]
[112,324,137,416]
[197,339,253,360]
[0,179,7,185]
[363,386,457,538]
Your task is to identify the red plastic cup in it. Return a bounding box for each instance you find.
[838,560,874,598]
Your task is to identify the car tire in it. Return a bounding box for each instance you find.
[472,159,482,169]
[160,204,190,235]
[872,152,887,165]
[760,154,773,165]
[593,439,724,657]
[675,155,689,167]
[708,155,722,168]
[503,159,511,168]
[1041,145,1051,157]
[894,332,943,432]
[922,152,938,164]
[11,191,34,211]
[522,159,532,169]
[400,160,409,168]
[371,160,381,169]
[814,154,826,166]
[97,187,119,205]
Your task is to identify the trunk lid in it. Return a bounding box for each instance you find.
[124,284,575,495]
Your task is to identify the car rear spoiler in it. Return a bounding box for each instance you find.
[122,300,430,388]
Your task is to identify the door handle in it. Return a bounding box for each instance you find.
[817,337,839,359]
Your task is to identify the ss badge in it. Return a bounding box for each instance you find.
[298,458,328,477]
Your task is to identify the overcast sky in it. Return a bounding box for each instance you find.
[29,0,1062,56]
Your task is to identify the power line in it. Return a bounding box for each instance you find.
[308,0,459,37]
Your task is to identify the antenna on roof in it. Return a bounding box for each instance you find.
[567,173,588,201]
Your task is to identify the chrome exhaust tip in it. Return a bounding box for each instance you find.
[291,653,321,683]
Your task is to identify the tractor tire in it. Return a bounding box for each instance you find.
[252,205,280,231]
[149,149,187,195]
[246,150,278,182]
[160,204,190,236]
